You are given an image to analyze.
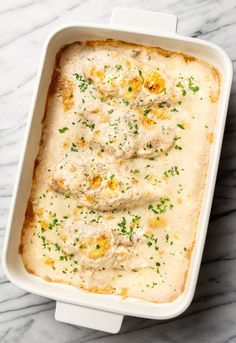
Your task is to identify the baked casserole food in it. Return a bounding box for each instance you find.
[20,40,220,303]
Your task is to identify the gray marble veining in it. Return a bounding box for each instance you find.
[0,0,236,342]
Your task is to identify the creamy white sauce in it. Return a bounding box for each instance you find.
[20,40,220,303]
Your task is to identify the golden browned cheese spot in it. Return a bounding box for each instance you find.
[89,106,100,113]
[88,175,103,189]
[63,140,69,149]
[44,257,54,266]
[206,132,214,144]
[107,179,119,191]
[60,234,67,241]
[78,234,111,259]
[93,130,101,140]
[132,178,139,184]
[173,232,179,240]
[122,76,143,99]
[144,71,165,94]
[177,198,182,204]
[40,220,49,229]
[210,91,218,103]
[76,137,87,147]
[95,69,105,79]
[105,214,114,220]
[139,111,155,128]
[54,178,65,187]
[148,217,167,229]
[69,166,76,173]
[151,108,171,120]
[80,284,114,294]
[86,194,94,203]
[119,287,129,299]
[57,76,74,112]
[125,59,131,69]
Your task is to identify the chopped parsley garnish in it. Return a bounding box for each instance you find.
[73,73,91,92]
[117,217,133,237]
[80,119,95,131]
[177,124,185,129]
[148,197,174,215]
[188,77,200,93]
[128,120,139,135]
[174,144,182,150]
[163,166,181,178]
[55,243,61,251]
[58,127,69,133]
[138,69,144,81]
[128,86,133,92]
[155,262,161,273]
[143,108,152,116]
[143,233,158,250]
[117,216,140,237]
[108,109,114,114]
[130,169,140,174]
[116,64,122,70]
[71,143,79,152]
[176,81,187,96]
[122,98,129,106]
[48,217,60,230]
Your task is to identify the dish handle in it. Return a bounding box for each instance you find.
[111,7,178,34]
[55,301,124,333]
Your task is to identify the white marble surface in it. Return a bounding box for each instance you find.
[0,0,236,342]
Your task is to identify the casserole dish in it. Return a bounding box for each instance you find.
[2,7,232,333]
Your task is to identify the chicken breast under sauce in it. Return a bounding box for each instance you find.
[50,156,161,211]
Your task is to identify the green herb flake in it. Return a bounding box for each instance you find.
[177,124,185,129]
[71,143,79,152]
[73,73,91,92]
[148,197,174,215]
[188,77,200,93]
[122,99,129,106]
[138,69,144,81]
[176,81,187,96]
[143,108,152,116]
[58,127,69,133]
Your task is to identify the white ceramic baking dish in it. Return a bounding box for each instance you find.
[2,7,233,333]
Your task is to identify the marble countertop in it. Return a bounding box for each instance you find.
[0,0,236,342]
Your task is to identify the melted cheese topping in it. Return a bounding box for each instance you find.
[20,40,220,303]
